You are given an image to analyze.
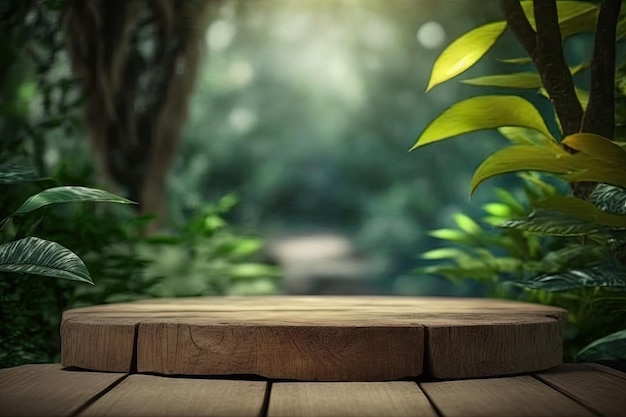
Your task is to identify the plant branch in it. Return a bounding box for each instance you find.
[499,0,536,55]
[582,0,622,140]
[532,0,583,136]
[499,0,583,136]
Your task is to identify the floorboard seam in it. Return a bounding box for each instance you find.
[258,380,273,417]
[530,373,602,417]
[130,323,139,373]
[415,381,444,417]
[68,374,129,417]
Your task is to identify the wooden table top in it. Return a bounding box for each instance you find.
[1,362,625,417]
[60,296,567,380]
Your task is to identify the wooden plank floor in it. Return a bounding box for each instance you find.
[1,363,625,417]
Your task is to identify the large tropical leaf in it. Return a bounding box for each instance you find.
[412,96,554,150]
[538,244,608,272]
[500,209,604,236]
[12,186,135,216]
[426,21,506,91]
[0,237,93,284]
[536,196,626,228]
[0,164,40,184]
[470,144,575,195]
[589,184,626,215]
[519,265,626,292]
[576,329,626,361]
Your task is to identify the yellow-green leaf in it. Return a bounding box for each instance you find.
[618,15,626,40]
[411,95,555,150]
[453,212,482,234]
[562,133,626,166]
[470,144,576,195]
[538,86,589,133]
[463,64,585,89]
[461,72,541,89]
[562,154,626,189]
[536,196,626,228]
[498,127,556,147]
[499,57,532,65]
[522,1,598,38]
[426,21,506,92]
[575,88,589,108]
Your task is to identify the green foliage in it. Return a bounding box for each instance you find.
[0,237,92,284]
[0,1,281,368]
[426,21,506,91]
[0,165,136,285]
[417,173,559,291]
[410,95,555,150]
[577,329,626,361]
[12,186,135,216]
[426,1,598,90]
[521,266,626,292]
[1,180,281,366]
[414,1,626,361]
[413,1,626,197]
[140,194,281,298]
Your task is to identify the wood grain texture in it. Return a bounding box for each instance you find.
[62,315,137,372]
[420,374,594,417]
[61,296,566,380]
[425,317,562,379]
[138,323,421,381]
[583,362,626,381]
[79,374,266,417]
[268,382,437,417]
[534,363,626,417]
[0,364,125,417]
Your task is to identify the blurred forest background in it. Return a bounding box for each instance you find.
[1,0,607,365]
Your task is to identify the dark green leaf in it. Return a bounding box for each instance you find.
[576,329,626,361]
[13,186,136,216]
[0,237,93,284]
[536,196,626,228]
[520,265,626,292]
[0,164,40,184]
[501,209,604,236]
[589,184,626,215]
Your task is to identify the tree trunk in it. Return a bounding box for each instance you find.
[63,0,212,232]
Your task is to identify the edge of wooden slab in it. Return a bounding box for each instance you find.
[61,296,566,381]
[136,323,424,381]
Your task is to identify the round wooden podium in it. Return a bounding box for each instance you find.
[60,296,566,381]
